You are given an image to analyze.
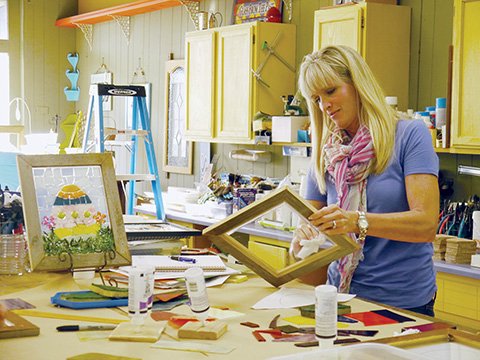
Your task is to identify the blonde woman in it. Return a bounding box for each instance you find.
[292,46,439,316]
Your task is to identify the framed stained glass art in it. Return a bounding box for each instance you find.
[163,59,193,175]
[17,153,130,271]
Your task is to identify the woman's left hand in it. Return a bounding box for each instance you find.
[308,204,358,235]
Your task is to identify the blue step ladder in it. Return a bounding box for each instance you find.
[82,84,165,220]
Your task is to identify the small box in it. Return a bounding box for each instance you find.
[282,146,311,157]
[272,116,309,143]
[233,188,257,211]
[297,130,311,143]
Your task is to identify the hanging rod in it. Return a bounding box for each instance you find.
[458,165,480,177]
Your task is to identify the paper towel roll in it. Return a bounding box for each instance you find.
[473,211,480,240]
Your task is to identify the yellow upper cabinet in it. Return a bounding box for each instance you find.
[313,3,411,111]
[185,22,296,143]
[450,0,480,150]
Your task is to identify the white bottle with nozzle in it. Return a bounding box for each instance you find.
[185,267,210,325]
[128,266,155,326]
[315,284,337,348]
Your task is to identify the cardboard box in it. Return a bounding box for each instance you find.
[233,188,257,211]
[272,116,309,143]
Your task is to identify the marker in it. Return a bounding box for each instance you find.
[170,256,196,263]
[56,325,117,332]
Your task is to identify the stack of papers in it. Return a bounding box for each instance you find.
[445,238,477,264]
[114,255,240,280]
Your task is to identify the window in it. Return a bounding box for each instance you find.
[0,0,10,126]
[0,0,20,151]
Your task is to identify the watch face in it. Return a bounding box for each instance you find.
[359,218,368,228]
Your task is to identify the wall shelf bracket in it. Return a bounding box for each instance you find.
[179,0,200,30]
[109,15,131,45]
[74,23,93,51]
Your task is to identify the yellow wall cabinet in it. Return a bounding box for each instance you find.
[450,0,480,150]
[313,3,411,111]
[185,22,296,143]
[248,235,290,270]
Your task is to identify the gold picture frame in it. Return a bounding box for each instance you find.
[202,186,360,287]
[371,328,480,356]
[163,59,193,174]
[17,153,130,271]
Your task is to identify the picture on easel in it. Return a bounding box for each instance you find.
[17,153,131,271]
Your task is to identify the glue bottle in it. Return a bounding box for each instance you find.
[128,266,155,326]
[185,267,210,325]
[315,284,337,348]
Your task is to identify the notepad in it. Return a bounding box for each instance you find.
[132,255,227,272]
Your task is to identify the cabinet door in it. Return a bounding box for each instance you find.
[451,0,480,149]
[215,24,254,143]
[313,5,363,53]
[185,30,215,140]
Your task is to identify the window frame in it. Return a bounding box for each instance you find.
[1,0,21,124]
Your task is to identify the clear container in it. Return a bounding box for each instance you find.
[0,234,27,275]
[268,343,430,360]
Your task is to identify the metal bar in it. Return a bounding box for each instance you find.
[458,165,480,177]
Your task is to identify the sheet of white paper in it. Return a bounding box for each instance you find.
[252,287,356,309]
[208,307,245,320]
[112,266,239,281]
[205,275,230,287]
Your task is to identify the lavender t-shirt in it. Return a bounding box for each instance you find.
[305,120,438,308]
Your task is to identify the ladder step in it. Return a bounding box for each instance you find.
[116,174,156,181]
[105,140,134,147]
[105,128,149,136]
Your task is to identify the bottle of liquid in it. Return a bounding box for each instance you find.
[185,267,210,325]
[435,97,447,129]
[128,266,155,326]
[315,284,337,348]
[425,106,436,127]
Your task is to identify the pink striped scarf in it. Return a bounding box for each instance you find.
[324,125,375,293]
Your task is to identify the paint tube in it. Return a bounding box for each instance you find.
[128,266,155,326]
[185,267,210,325]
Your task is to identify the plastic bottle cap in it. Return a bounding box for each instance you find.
[436,97,447,108]
[417,111,430,117]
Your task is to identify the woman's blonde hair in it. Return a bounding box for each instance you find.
[298,45,398,193]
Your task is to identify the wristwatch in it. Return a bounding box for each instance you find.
[357,211,368,242]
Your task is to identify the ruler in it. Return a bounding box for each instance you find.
[12,309,129,325]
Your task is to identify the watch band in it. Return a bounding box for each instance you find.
[357,211,368,242]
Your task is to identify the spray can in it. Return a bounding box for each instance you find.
[435,97,447,129]
[315,284,337,348]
